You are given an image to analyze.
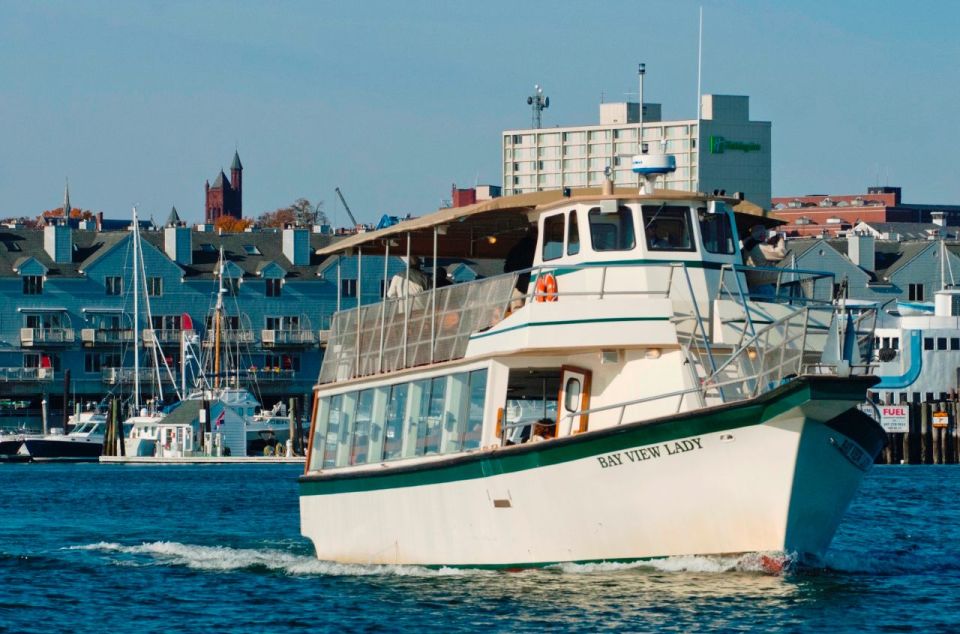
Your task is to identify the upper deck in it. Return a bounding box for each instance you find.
[315,188,837,386]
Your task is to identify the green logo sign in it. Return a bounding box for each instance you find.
[709,135,761,154]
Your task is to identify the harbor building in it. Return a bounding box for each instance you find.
[772,186,960,237]
[0,214,497,428]
[502,94,771,209]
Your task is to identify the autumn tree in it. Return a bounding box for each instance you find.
[213,215,253,233]
[258,198,327,228]
[41,206,97,221]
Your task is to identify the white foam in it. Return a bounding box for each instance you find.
[558,552,792,575]
[70,541,487,577]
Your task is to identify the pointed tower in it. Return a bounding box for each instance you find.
[63,179,72,218]
[230,151,243,218]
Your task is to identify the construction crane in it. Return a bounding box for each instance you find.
[334,187,359,229]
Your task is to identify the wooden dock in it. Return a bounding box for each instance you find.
[99,455,304,465]
[876,401,960,465]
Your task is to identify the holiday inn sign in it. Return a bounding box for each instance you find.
[709,135,762,154]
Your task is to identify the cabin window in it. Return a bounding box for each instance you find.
[381,383,408,461]
[403,379,430,458]
[952,338,959,351]
[349,389,376,465]
[698,208,736,255]
[321,394,342,468]
[462,370,487,451]
[588,206,635,251]
[642,206,695,252]
[938,338,947,351]
[564,377,582,411]
[334,392,358,467]
[891,337,899,350]
[310,397,331,471]
[924,338,934,351]
[341,279,357,298]
[441,373,469,453]
[364,387,389,465]
[419,376,447,455]
[542,214,565,261]
[567,211,580,256]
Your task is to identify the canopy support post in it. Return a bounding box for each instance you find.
[378,241,389,373]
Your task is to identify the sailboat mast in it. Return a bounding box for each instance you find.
[214,248,224,389]
[132,207,140,412]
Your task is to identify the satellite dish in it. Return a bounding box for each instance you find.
[544,97,550,108]
[527,96,533,105]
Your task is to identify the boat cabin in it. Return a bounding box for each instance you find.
[306,188,834,474]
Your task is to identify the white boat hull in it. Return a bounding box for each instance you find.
[300,376,882,567]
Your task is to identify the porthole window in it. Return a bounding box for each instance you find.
[564,377,582,411]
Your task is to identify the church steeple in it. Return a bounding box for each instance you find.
[63,178,72,217]
[231,150,242,171]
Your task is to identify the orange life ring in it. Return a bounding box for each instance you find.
[535,273,559,302]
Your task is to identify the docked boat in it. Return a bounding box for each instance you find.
[0,429,26,460]
[19,415,107,462]
[298,158,884,568]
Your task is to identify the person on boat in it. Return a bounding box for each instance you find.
[741,224,786,296]
[434,266,452,288]
[504,226,537,310]
[387,255,430,300]
[529,418,556,443]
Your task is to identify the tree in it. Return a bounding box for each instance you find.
[258,198,328,228]
[214,215,253,233]
[41,206,97,221]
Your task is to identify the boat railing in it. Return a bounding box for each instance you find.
[317,260,845,385]
[557,304,869,432]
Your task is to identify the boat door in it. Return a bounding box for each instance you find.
[557,366,591,436]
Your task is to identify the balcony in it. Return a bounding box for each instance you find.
[143,329,194,345]
[203,329,256,347]
[261,329,317,347]
[81,328,135,347]
[0,367,54,382]
[101,367,161,385]
[20,328,75,347]
[241,367,296,383]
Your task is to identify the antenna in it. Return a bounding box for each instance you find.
[697,6,703,121]
[526,84,550,129]
[637,63,646,128]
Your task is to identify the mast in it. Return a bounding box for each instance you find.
[132,207,140,412]
[214,247,224,389]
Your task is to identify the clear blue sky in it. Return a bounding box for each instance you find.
[1,0,957,225]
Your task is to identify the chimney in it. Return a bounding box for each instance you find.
[932,211,946,227]
[165,226,192,265]
[96,211,103,232]
[282,227,310,266]
[43,221,72,264]
[847,232,876,271]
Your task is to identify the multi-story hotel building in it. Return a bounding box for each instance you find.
[502,94,772,209]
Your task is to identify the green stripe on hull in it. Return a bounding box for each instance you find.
[300,376,874,497]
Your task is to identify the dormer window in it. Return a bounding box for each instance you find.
[23,275,43,295]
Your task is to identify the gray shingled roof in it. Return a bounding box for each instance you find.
[211,171,229,190]
[166,206,181,227]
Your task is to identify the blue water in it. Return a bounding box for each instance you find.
[1,464,958,633]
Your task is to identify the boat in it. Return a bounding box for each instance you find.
[297,152,885,568]
[0,428,26,461]
[19,414,107,462]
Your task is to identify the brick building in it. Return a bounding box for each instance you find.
[772,186,960,237]
[205,151,243,222]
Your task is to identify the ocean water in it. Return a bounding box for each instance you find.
[1,464,958,633]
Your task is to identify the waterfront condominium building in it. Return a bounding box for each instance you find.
[502,94,772,210]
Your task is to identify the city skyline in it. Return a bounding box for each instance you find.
[1,0,958,225]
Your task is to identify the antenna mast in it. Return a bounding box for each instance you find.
[527,84,549,129]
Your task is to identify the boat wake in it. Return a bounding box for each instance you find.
[556,552,794,575]
[69,541,487,577]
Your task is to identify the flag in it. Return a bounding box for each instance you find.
[182,313,193,331]
[214,409,226,428]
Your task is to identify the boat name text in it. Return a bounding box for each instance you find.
[596,438,703,469]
